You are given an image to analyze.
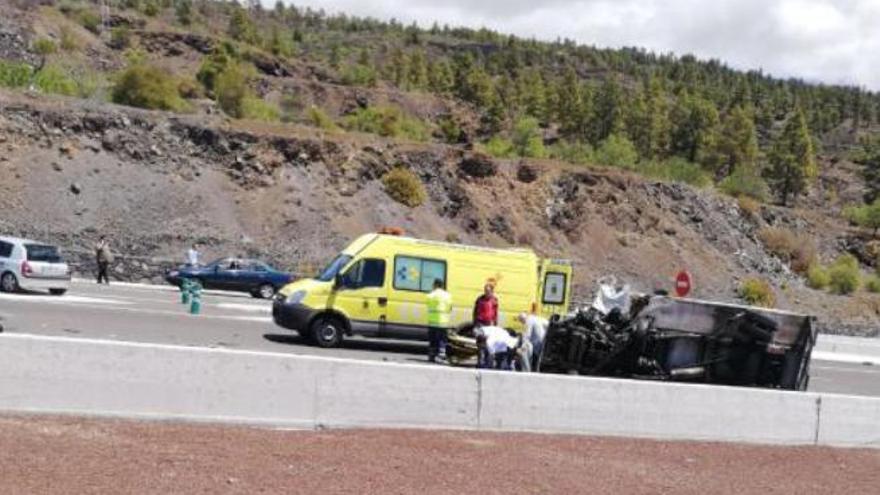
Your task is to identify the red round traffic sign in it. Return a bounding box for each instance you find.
[674,270,692,298]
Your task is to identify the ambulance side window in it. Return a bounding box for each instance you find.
[542,272,566,304]
[394,256,446,293]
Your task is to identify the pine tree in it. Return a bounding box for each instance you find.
[227,6,259,45]
[408,49,429,90]
[767,107,817,205]
[592,78,625,145]
[625,86,650,158]
[855,138,880,203]
[554,68,581,138]
[482,89,506,135]
[517,69,547,122]
[388,48,409,89]
[645,76,671,158]
[175,0,193,26]
[671,92,721,169]
[716,105,760,178]
[428,59,454,94]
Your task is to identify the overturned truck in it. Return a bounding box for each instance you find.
[539,295,817,391]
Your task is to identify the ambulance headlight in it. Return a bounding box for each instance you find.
[286,290,307,304]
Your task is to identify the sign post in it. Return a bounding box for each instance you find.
[674,270,692,298]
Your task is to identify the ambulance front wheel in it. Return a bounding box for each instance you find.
[311,316,344,348]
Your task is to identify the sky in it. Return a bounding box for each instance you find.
[272,0,880,90]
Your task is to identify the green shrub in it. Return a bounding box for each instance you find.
[112,63,185,111]
[382,168,426,208]
[214,63,249,118]
[865,275,880,293]
[175,0,193,25]
[77,9,102,34]
[241,97,280,122]
[340,64,377,87]
[196,45,237,94]
[32,38,57,56]
[595,133,639,169]
[142,1,160,17]
[483,136,515,158]
[110,27,132,50]
[641,157,712,187]
[0,60,33,88]
[59,26,79,51]
[548,140,594,165]
[511,117,545,158]
[437,116,462,144]
[828,254,861,295]
[307,106,338,131]
[719,167,770,202]
[806,263,830,290]
[343,106,429,141]
[844,199,880,235]
[34,64,78,96]
[739,277,776,308]
[757,227,817,274]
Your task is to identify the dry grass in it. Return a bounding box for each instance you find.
[737,196,761,221]
[757,227,817,274]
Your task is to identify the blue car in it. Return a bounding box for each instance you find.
[166,258,294,299]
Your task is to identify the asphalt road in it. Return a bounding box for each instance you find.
[1,280,878,397]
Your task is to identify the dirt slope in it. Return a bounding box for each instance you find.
[1,91,876,334]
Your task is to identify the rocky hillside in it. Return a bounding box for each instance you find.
[1,1,879,336]
[1,91,877,336]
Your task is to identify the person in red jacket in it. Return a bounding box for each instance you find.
[473,283,499,368]
[473,283,499,327]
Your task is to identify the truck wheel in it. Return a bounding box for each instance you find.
[0,273,19,293]
[311,316,344,348]
[49,289,67,296]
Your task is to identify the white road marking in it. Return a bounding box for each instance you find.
[811,351,880,366]
[812,364,880,375]
[0,293,129,305]
[216,303,271,314]
[71,279,253,298]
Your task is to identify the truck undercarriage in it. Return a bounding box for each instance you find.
[538,295,816,391]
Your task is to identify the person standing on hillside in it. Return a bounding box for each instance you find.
[95,236,113,285]
[426,278,452,364]
[186,243,200,267]
[473,282,499,368]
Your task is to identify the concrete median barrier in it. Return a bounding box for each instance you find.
[314,360,478,429]
[477,371,821,445]
[2,333,880,447]
[0,334,319,428]
[816,394,880,448]
[0,334,478,430]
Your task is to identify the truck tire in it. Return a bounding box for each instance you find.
[311,316,344,348]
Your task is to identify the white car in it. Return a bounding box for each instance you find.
[0,236,70,295]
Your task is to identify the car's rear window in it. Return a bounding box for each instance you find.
[25,244,63,263]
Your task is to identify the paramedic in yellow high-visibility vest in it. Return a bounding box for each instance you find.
[426,278,452,363]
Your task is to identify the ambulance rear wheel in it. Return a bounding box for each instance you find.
[311,316,344,348]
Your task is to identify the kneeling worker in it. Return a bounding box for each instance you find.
[517,312,549,372]
[426,278,452,363]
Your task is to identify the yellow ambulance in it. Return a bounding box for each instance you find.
[272,232,572,348]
